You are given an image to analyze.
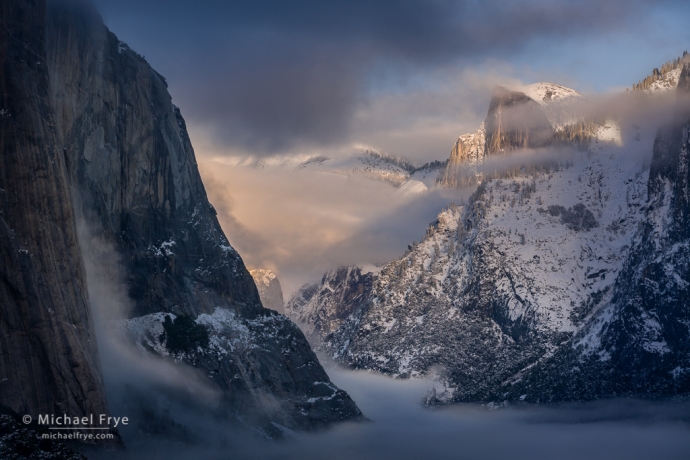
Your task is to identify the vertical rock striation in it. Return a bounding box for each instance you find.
[0,0,109,421]
[41,0,362,431]
[47,2,261,319]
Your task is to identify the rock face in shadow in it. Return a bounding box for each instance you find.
[484,86,554,155]
[0,0,110,422]
[47,3,260,319]
[43,0,362,431]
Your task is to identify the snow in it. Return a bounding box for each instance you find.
[521,82,582,105]
[308,110,657,388]
[221,147,445,192]
[641,68,682,93]
[521,82,587,131]
[396,180,428,197]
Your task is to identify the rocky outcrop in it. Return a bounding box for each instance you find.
[0,0,110,423]
[250,269,285,314]
[47,2,260,319]
[484,86,554,155]
[438,124,485,188]
[286,267,374,346]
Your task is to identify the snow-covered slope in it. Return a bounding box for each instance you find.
[287,60,690,404]
[632,52,690,93]
[235,148,447,190]
[521,82,586,131]
[116,308,361,428]
[290,121,650,401]
[286,267,375,346]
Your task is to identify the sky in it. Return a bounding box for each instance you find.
[92,0,690,162]
[88,0,690,294]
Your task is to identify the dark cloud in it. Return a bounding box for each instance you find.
[90,0,680,154]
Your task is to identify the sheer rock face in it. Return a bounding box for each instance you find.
[43,1,361,430]
[1,0,361,435]
[250,269,285,314]
[484,86,555,155]
[46,2,261,319]
[438,124,485,188]
[0,0,109,420]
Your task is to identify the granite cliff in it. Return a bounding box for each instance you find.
[0,0,110,426]
[439,82,595,188]
[0,0,361,449]
[250,269,285,314]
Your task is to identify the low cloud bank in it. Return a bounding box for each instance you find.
[91,366,690,460]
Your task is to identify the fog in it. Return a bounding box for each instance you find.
[199,157,471,295]
[89,366,690,460]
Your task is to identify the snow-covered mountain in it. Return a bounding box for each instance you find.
[286,58,690,404]
[235,148,447,192]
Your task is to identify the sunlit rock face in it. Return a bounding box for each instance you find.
[250,269,285,314]
[439,82,595,189]
[438,124,486,188]
[292,67,690,404]
[0,0,111,425]
[0,0,362,438]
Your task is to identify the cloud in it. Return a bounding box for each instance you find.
[198,157,469,295]
[90,0,681,155]
[91,366,690,460]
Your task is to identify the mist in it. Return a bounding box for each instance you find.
[199,156,470,295]
[88,365,690,460]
